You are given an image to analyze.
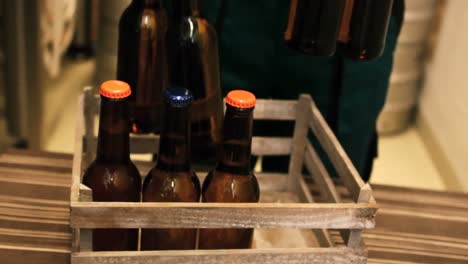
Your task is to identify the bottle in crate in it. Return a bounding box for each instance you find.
[284,0,346,56]
[340,0,394,60]
[117,0,169,133]
[82,80,141,251]
[141,87,201,250]
[166,0,223,163]
[199,90,260,249]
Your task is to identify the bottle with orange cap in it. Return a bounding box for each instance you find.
[199,90,260,249]
[82,80,141,251]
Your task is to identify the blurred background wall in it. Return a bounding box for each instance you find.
[418,0,468,191]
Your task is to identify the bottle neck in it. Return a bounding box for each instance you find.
[156,103,191,172]
[173,0,201,17]
[96,97,131,163]
[133,0,162,8]
[216,105,254,175]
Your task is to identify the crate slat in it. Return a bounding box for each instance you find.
[254,99,297,121]
[307,99,369,203]
[71,94,85,204]
[71,247,366,264]
[304,142,341,203]
[88,135,293,156]
[70,202,376,229]
[287,95,310,192]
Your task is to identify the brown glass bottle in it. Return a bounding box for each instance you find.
[117,0,168,133]
[284,0,346,56]
[141,87,201,250]
[199,90,260,249]
[342,0,394,60]
[82,81,141,251]
[166,0,223,163]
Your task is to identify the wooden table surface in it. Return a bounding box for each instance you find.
[1,149,467,264]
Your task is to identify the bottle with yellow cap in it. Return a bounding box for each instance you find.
[82,80,141,251]
[199,90,260,249]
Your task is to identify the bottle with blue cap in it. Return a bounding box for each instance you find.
[141,86,201,250]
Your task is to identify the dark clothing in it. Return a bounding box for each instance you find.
[169,1,405,180]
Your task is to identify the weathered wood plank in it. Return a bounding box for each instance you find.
[254,99,297,121]
[288,95,310,192]
[363,233,468,257]
[294,176,335,248]
[282,95,334,253]
[71,94,86,256]
[368,246,468,264]
[89,135,293,156]
[83,86,97,168]
[307,100,365,202]
[0,154,72,170]
[0,168,71,185]
[0,227,70,250]
[71,94,85,204]
[0,206,69,220]
[70,202,376,229]
[73,184,93,254]
[0,178,69,201]
[304,142,341,203]
[376,209,468,240]
[79,184,92,203]
[346,184,375,248]
[72,248,366,264]
[0,244,69,264]
[252,137,292,156]
[0,195,68,210]
[0,215,69,233]
[303,142,354,247]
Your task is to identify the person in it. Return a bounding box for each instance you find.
[162,0,405,180]
[195,0,405,181]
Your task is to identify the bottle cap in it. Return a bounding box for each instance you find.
[164,87,193,107]
[225,90,256,108]
[100,80,132,99]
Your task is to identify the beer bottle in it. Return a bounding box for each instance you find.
[284,0,346,56]
[82,80,141,251]
[341,0,394,60]
[117,0,168,133]
[199,90,260,249]
[141,87,201,250]
[166,0,223,163]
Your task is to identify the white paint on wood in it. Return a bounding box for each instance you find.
[72,247,366,264]
[70,201,376,229]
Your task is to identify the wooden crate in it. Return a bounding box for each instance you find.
[70,87,378,264]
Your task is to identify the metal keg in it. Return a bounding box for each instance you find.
[378,0,437,134]
[95,0,130,84]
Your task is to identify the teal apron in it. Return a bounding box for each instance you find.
[181,0,404,180]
